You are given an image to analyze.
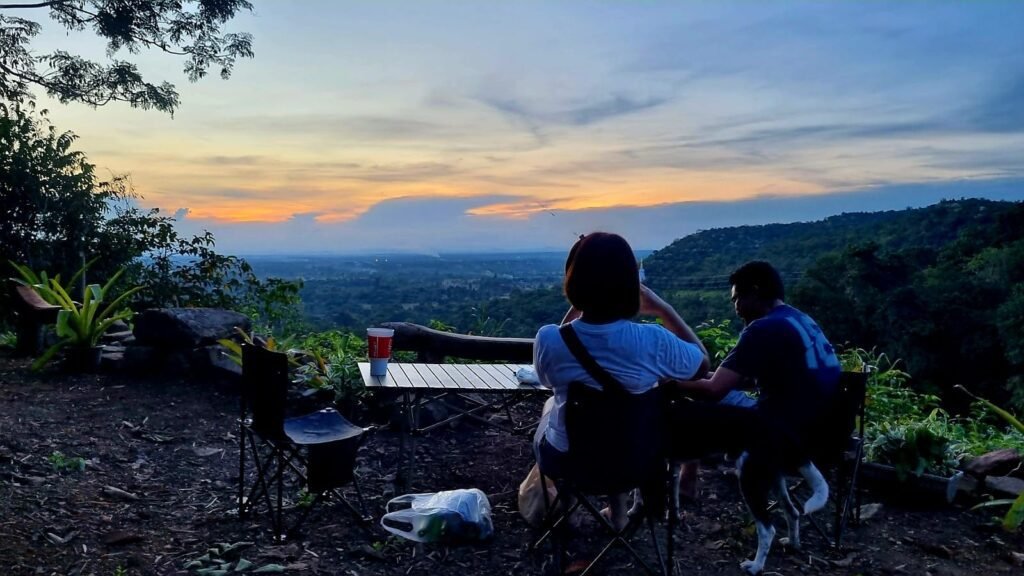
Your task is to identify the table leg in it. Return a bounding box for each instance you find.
[396,390,418,491]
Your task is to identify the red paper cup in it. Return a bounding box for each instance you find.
[367,327,394,376]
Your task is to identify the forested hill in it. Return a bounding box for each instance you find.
[643,198,1012,293]
[481,198,1024,413]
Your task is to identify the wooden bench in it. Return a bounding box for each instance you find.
[11,283,60,356]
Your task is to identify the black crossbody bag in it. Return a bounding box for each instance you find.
[558,323,627,395]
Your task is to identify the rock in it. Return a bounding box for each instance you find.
[122,345,160,372]
[858,502,883,521]
[956,473,979,495]
[101,330,134,344]
[983,475,1024,498]
[100,351,124,371]
[1010,551,1024,567]
[192,344,242,380]
[133,308,251,349]
[964,449,1022,478]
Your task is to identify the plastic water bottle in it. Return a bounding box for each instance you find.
[638,259,646,283]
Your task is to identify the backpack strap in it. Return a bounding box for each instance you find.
[558,323,627,395]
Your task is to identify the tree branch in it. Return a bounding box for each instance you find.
[0,1,69,9]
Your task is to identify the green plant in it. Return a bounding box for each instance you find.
[867,415,962,479]
[0,331,16,349]
[957,385,1024,532]
[428,319,456,333]
[10,258,99,304]
[112,566,127,576]
[466,305,509,337]
[695,319,738,366]
[294,330,368,407]
[31,267,141,370]
[217,327,299,367]
[48,451,86,473]
[296,489,315,508]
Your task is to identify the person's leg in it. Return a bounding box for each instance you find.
[600,492,630,532]
[669,400,757,460]
[720,389,758,408]
[677,460,699,501]
[533,397,557,471]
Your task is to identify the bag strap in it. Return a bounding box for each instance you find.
[558,323,626,395]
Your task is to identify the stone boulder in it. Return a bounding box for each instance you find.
[133,308,251,349]
[984,475,1024,498]
[964,449,1022,478]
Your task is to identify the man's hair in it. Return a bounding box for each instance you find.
[564,232,640,321]
[729,260,785,302]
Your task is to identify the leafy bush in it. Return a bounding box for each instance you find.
[695,319,738,367]
[0,105,302,335]
[867,415,962,479]
[293,330,368,410]
[844,348,1024,476]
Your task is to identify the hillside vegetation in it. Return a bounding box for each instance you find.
[486,199,1024,412]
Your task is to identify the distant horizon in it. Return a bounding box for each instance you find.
[227,191,1024,257]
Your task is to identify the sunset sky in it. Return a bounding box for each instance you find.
[29,1,1024,253]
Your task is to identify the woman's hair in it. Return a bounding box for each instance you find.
[564,232,640,321]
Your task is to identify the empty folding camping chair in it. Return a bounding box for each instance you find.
[237,343,370,540]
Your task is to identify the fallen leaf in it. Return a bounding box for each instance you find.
[193,446,223,457]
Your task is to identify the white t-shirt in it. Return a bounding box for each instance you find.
[533,318,705,452]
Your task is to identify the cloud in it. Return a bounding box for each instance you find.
[966,73,1024,133]
[176,178,1024,256]
[477,92,671,127]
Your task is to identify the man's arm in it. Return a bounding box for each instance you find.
[674,366,744,401]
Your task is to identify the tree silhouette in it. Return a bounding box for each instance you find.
[0,0,253,113]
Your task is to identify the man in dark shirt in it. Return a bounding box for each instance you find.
[674,261,839,574]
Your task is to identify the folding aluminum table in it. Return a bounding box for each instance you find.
[358,362,548,488]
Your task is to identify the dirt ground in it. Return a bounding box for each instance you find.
[1,351,1023,576]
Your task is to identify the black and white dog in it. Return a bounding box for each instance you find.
[626,456,829,576]
[736,454,829,575]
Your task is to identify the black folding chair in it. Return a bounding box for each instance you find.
[805,370,869,547]
[237,344,370,540]
[533,381,675,575]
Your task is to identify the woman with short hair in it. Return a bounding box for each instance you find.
[532,232,710,528]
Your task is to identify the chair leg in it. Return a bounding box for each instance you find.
[275,455,285,540]
[243,434,279,520]
[351,475,368,519]
[573,495,662,576]
[238,422,247,518]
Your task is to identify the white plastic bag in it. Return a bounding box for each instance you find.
[380,488,494,543]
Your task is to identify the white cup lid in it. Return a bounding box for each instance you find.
[367,327,395,337]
